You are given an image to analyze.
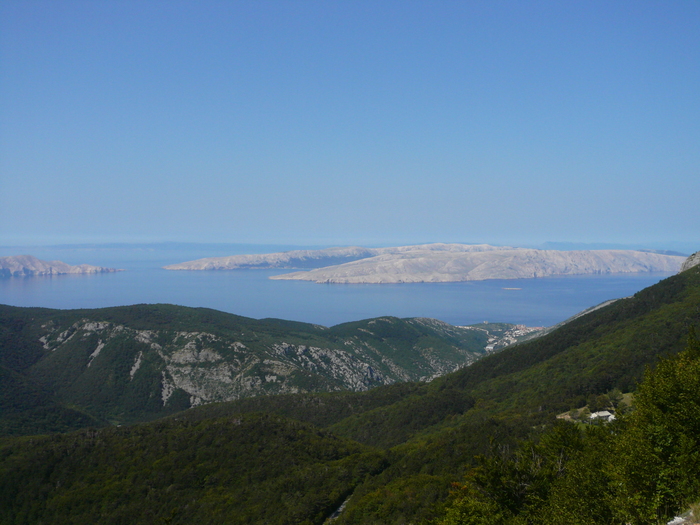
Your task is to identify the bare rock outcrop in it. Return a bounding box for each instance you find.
[680,251,700,273]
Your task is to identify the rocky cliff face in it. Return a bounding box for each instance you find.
[31,317,478,407]
[680,251,700,272]
[0,255,120,277]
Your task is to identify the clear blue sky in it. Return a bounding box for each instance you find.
[1,1,699,248]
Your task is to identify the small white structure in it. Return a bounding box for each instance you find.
[590,410,616,422]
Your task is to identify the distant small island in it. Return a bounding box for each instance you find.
[164,243,686,284]
[0,255,121,278]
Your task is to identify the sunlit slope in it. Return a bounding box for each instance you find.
[163,243,509,270]
[0,254,120,277]
[163,244,684,283]
[319,265,700,449]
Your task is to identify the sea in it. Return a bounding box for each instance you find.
[0,244,678,328]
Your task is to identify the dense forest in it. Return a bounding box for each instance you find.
[1,264,699,523]
[436,330,700,524]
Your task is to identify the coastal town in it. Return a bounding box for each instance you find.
[461,322,546,352]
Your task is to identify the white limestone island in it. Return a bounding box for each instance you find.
[0,255,121,278]
[165,244,686,284]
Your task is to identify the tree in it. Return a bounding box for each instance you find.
[434,423,584,524]
[611,329,700,524]
[607,388,623,408]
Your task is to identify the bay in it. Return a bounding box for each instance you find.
[0,243,675,327]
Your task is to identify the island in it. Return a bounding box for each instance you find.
[162,243,507,271]
[0,255,121,278]
[164,244,686,284]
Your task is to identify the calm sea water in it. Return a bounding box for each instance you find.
[0,244,676,327]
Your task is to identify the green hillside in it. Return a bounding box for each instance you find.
[0,265,698,523]
[0,413,385,525]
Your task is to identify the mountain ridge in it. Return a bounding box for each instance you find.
[0,304,531,434]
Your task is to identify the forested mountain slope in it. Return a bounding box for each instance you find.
[0,304,511,436]
[0,413,386,525]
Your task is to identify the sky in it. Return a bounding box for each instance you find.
[1,1,699,249]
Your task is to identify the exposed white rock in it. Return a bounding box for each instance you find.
[30,314,494,412]
[87,340,105,367]
[130,351,143,379]
[170,345,223,364]
[161,371,176,405]
[680,251,700,272]
[83,322,110,332]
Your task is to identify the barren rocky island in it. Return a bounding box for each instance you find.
[165,244,685,284]
[0,255,121,278]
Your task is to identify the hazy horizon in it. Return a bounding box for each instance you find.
[2,1,699,248]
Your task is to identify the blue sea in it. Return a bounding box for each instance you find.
[0,244,677,328]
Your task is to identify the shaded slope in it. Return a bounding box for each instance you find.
[0,413,385,525]
[0,306,103,435]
